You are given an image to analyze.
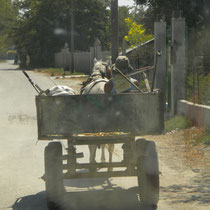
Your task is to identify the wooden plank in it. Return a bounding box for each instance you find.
[63,170,138,179]
[127,65,154,77]
[142,72,151,92]
[114,68,142,93]
[62,162,131,169]
[68,134,134,145]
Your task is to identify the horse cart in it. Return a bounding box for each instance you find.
[36,91,164,209]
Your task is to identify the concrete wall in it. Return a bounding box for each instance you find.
[55,52,66,67]
[74,52,91,74]
[177,100,210,131]
[55,50,111,74]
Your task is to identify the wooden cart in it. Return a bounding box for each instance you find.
[36,91,164,209]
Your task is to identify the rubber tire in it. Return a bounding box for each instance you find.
[136,138,159,206]
[45,142,64,210]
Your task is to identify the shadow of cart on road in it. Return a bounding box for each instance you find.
[11,186,157,210]
[62,177,156,210]
[12,191,47,210]
[63,187,157,210]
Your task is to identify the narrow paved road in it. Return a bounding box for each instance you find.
[0,61,52,209]
[0,61,209,210]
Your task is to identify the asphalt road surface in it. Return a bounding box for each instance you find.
[0,61,209,210]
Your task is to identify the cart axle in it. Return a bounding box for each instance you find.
[62,162,135,170]
[63,170,138,179]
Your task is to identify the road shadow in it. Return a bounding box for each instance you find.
[11,179,158,210]
[12,191,47,210]
[63,173,112,188]
[160,169,210,205]
[0,68,20,71]
[63,187,157,210]
[63,177,157,210]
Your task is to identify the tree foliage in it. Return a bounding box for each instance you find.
[118,6,131,48]
[124,17,153,47]
[12,0,110,67]
[135,0,210,97]
[135,0,210,29]
[0,0,17,55]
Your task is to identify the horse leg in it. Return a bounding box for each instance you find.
[101,145,105,162]
[89,145,97,163]
[108,144,114,172]
[89,145,97,172]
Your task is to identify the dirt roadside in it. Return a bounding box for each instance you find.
[49,75,210,209]
[145,131,210,209]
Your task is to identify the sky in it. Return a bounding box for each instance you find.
[118,0,135,7]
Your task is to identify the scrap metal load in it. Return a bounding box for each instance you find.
[22,71,75,96]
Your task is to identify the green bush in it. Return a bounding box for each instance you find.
[165,115,192,132]
[184,127,210,145]
[200,134,210,145]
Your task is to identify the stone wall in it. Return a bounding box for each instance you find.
[177,100,210,131]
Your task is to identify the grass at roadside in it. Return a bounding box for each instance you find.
[165,115,192,132]
[165,115,210,145]
[184,127,210,145]
[35,68,85,76]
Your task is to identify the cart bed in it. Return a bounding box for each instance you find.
[36,92,164,140]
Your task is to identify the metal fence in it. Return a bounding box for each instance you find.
[186,55,210,105]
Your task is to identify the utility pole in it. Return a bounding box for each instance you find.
[111,0,119,64]
[71,0,75,73]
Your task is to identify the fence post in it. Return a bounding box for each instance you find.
[171,14,186,115]
[154,20,167,104]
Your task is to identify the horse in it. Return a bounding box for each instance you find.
[81,58,114,172]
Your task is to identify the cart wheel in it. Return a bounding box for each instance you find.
[45,142,64,210]
[136,139,159,206]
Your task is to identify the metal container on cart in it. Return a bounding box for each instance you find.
[36,91,164,209]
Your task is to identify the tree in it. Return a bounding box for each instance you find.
[124,17,153,47]
[12,0,110,67]
[118,6,131,48]
[0,0,17,56]
[135,0,209,30]
[74,0,110,51]
[124,17,154,68]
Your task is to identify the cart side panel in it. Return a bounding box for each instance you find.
[36,93,164,139]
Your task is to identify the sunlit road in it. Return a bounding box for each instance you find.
[0,61,52,209]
